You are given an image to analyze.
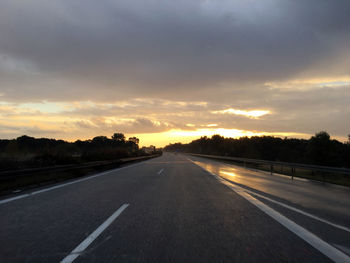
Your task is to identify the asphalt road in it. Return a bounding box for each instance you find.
[0,153,349,262]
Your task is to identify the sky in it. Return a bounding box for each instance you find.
[0,0,349,147]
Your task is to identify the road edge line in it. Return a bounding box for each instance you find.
[0,162,144,205]
[235,181,350,233]
[188,157,350,233]
[188,158,350,263]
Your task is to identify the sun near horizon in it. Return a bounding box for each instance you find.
[0,1,349,149]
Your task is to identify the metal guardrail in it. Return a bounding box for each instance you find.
[189,153,350,179]
[0,154,160,194]
[0,155,159,179]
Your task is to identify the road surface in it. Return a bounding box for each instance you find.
[0,153,349,262]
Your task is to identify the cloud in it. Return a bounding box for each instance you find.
[211,108,270,118]
[0,123,63,139]
[0,0,350,102]
[0,0,349,144]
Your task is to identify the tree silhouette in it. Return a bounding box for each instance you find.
[164,131,349,168]
[0,132,148,170]
[128,137,139,145]
[112,133,126,142]
[306,131,332,165]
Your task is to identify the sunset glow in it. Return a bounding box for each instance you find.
[1,2,349,262]
[132,129,310,147]
[211,109,270,118]
[0,0,349,147]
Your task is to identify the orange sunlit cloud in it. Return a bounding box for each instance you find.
[0,94,348,147]
[211,108,270,118]
[1,0,349,147]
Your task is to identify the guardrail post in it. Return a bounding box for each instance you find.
[322,171,325,183]
[190,153,350,184]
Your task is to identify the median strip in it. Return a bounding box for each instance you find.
[0,154,161,196]
[0,162,143,205]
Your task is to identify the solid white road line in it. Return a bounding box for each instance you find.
[157,168,164,175]
[60,204,129,263]
[237,182,350,233]
[0,194,30,204]
[333,244,350,257]
[229,184,350,263]
[187,158,350,233]
[189,159,350,263]
[0,162,144,205]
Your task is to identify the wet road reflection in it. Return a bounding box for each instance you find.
[220,171,237,178]
[191,157,350,227]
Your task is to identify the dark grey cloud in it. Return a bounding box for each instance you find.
[0,0,350,101]
[0,0,349,142]
[201,85,350,137]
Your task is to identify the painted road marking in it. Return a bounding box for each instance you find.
[226,183,350,263]
[232,180,350,233]
[333,244,350,257]
[0,162,144,205]
[0,194,30,204]
[189,159,350,263]
[187,158,350,233]
[60,204,129,263]
[158,168,164,175]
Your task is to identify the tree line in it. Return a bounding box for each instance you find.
[164,131,350,168]
[0,133,147,171]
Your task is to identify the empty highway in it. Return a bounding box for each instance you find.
[0,153,349,263]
